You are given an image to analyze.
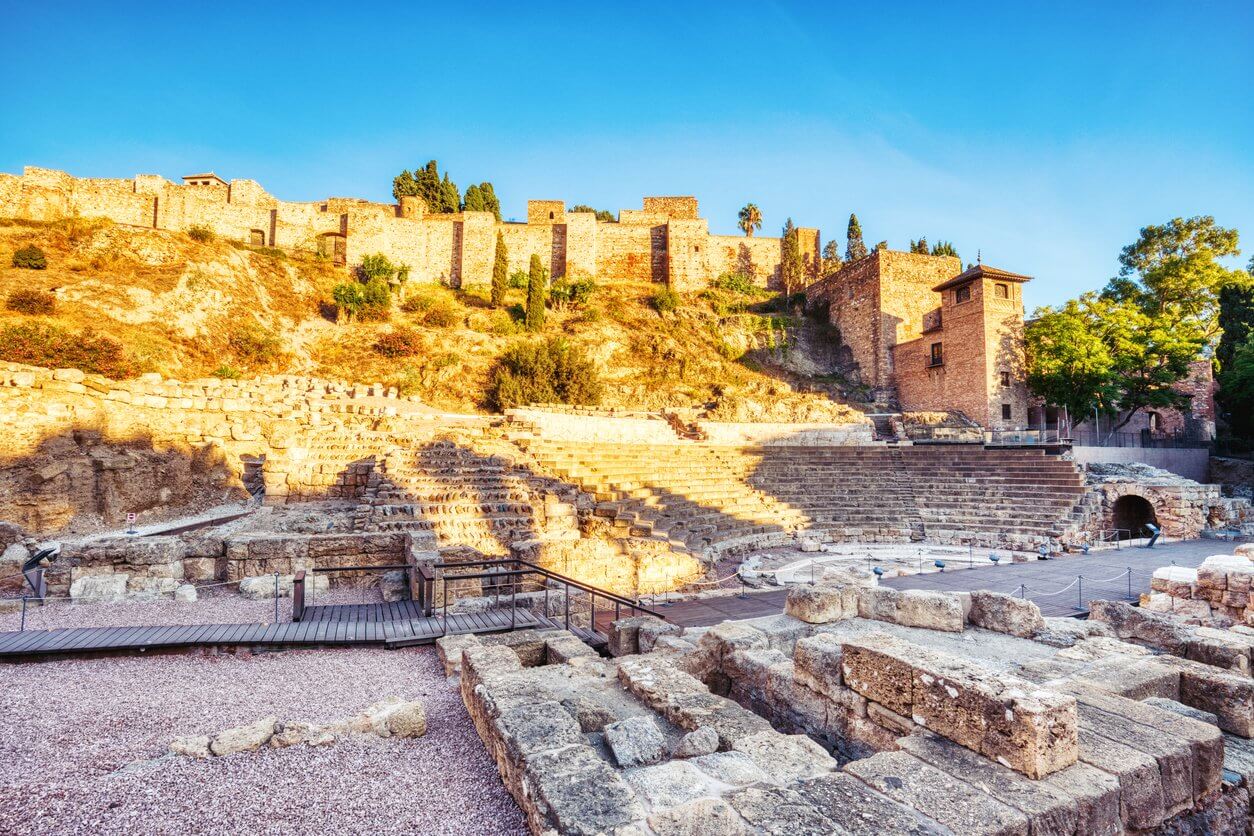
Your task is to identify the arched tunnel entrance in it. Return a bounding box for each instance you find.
[1111,494,1157,539]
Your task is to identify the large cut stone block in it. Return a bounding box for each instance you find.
[730,730,837,783]
[967,590,1046,638]
[841,635,916,715]
[979,683,1079,780]
[1073,726,1167,831]
[1087,600,1191,654]
[785,583,857,624]
[897,734,1078,836]
[522,745,644,835]
[843,751,1031,836]
[792,772,948,835]
[894,590,965,632]
[792,633,844,698]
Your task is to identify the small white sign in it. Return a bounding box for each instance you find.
[126,513,136,523]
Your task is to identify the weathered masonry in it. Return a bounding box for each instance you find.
[806,251,1031,428]
[0,166,818,291]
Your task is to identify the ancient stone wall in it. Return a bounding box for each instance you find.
[805,250,960,401]
[0,167,798,291]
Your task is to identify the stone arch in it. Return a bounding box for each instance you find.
[1111,493,1157,539]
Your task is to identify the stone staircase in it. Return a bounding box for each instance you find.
[525,441,1089,557]
[366,438,582,557]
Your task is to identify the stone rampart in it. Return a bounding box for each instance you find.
[0,166,803,291]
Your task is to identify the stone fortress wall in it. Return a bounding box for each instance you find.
[0,166,818,292]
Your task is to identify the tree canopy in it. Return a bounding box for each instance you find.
[845,214,868,262]
[569,205,616,222]
[463,182,501,220]
[738,204,763,237]
[780,218,803,295]
[821,239,843,276]
[909,238,929,254]
[931,240,959,259]
[392,160,468,214]
[1102,215,1243,344]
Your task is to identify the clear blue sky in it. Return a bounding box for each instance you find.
[4,1,1252,310]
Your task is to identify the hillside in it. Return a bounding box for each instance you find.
[0,217,868,418]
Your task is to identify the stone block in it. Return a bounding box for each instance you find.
[460,644,524,695]
[843,751,1031,836]
[435,634,482,677]
[522,745,645,835]
[1161,656,1254,738]
[730,730,837,783]
[980,683,1079,780]
[867,702,918,737]
[604,715,667,768]
[607,615,652,657]
[894,590,965,632]
[764,661,831,736]
[647,797,752,836]
[495,701,585,767]
[785,583,856,624]
[967,590,1046,638]
[673,726,719,759]
[1071,657,1180,701]
[69,573,128,603]
[1086,600,1191,654]
[897,733,1078,836]
[911,655,996,751]
[1073,726,1167,831]
[792,633,844,698]
[791,772,948,835]
[544,634,599,664]
[857,586,902,621]
[725,785,832,834]
[841,635,916,715]
[623,759,712,810]
[689,751,773,787]
[1039,762,1121,836]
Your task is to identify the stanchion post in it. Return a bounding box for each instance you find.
[273,572,280,623]
[20,595,27,632]
[1127,567,1132,600]
[1077,576,1084,610]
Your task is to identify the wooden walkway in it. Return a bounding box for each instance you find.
[0,607,577,661]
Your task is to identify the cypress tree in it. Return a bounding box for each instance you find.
[441,173,460,214]
[491,232,509,307]
[526,254,548,332]
[463,184,484,213]
[780,218,802,295]
[845,214,868,262]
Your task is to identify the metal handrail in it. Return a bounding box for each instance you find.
[435,558,663,638]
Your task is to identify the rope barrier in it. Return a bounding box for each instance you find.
[1030,577,1081,597]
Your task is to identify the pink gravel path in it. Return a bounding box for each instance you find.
[0,647,527,835]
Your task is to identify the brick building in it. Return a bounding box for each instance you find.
[807,252,1032,428]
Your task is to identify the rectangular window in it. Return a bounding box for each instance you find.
[995,283,1009,299]
[1001,403,1012,420]
[955,284,971,303]
[1000,371,1010,387]
[929,342,943,366]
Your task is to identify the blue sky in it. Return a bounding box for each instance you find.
[3,1,1251,310]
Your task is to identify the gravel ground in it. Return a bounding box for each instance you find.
[0,646,527,835]
[1,587,387,632]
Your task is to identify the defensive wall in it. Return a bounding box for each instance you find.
[0,166,817,292]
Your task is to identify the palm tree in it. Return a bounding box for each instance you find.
[737,203,763,237]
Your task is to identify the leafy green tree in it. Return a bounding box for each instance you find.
[821,239,843,275]
[780,218,803,295]
[393,160,461,213]
[359,253,397,282]
[931,240,959,259]
[463,182,502,220]
[1103,216,1243,343]
[1028,293,1207,430]
[569,205,616,222]
[845,214,868,262]
[491,232,509,308]
[738,204,763,237]
[1026,298,1119,425]
[11,245,47,269]
[1220,335,1254,439]
[526,254,548,332]
[909,238,929,254]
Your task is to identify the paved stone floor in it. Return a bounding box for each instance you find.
[660,538,1237,625]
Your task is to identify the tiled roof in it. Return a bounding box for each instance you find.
[933,264,1032,292]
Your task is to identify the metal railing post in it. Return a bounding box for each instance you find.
[564,583,570,631]
[442,578,449,636]
[20,596,27,632]
[273,572,280,623]
[1077,576,1084,610]
[1127,568,1132,600]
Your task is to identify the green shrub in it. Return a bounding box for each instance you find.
[5,289,55,314]
[0,322,134,377]
[485,308,524,335]
[550,276,597,308]
[332,283,366,320]
[373,327,422,357]
[187,225,215,243]
[507,269,529,289]
[226,323,283,369]
[487,338,602,411]
[11,245,47,269]
[212,364,241,379]
[650,286,680,314]
[357,278,392,321]
[711,272,756,295]
[525,255,548,332]
[421,298,461,327]
[359,253,397,282]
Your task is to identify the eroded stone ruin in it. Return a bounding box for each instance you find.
[440,548,1254,834]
